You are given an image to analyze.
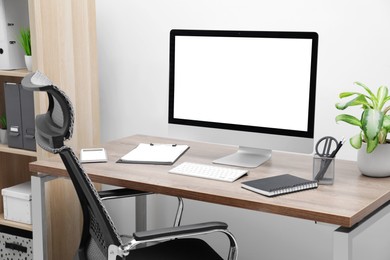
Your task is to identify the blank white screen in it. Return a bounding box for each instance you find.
[173,36,313,131]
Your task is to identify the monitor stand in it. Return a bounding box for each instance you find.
[213,146,271,168]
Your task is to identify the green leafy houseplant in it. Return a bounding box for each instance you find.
[0,114,6,129]
[19,28,31,56]
[335,82,390,153]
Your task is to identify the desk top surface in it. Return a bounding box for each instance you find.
[29,135,390,228]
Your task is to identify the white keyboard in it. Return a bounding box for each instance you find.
[169,162,248,182]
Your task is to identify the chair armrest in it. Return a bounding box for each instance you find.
[98,188,152,201]
[133,221,228,241]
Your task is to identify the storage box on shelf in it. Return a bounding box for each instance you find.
[2,181,32,225]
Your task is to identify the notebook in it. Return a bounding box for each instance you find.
[241,174,318,197]
[117,143,189,165]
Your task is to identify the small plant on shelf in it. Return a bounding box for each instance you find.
[0,114,6,129]
[19,28,31,56]
[0,114,7,144]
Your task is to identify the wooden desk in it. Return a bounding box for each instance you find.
[29,135,390,260]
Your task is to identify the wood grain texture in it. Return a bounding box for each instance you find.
[28,0,100,259]
[30,134,390,228]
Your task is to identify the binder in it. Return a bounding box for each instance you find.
[4,82,36,151]
[4,82,23,149]
[19,86,36,151]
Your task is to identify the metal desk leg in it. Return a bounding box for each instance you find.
[32,174,57,260]
[135,196,147,232]
[333,227,353,260]
[333,201,390,260]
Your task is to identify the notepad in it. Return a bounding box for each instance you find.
[241,174,318,197]
[80,148,108,163]
[117,143,189,165]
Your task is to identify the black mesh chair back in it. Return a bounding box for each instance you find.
[22,72,121,259]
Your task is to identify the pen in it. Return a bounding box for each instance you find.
[315,138,345,181]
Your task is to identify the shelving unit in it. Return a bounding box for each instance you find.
[0,0,100,258]
[0,69,36,233]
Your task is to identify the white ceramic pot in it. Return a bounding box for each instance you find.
[357,143,390,177]
[0,129,7,144]
[24,55,32,71]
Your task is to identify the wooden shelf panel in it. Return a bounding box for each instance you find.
[0,143,37,157]
[0,213,32,231]
[0,69,29,78]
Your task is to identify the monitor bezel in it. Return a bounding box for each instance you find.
[168,29,318,139]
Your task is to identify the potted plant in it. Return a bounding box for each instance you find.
[19,27,32,71]
[335,81,390,177]
[0,114,7,144]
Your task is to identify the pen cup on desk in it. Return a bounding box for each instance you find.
[313,154,335,185]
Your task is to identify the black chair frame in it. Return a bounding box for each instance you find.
[22,72,238,260]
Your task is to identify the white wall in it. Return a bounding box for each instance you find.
[95,1,390,259]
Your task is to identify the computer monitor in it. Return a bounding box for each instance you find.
[168,29,318,168]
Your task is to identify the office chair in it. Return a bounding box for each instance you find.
[22,71,238,260]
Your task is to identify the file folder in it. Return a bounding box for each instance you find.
[4,82,36,151]
[4,82,23,149]
[19,86,36,151]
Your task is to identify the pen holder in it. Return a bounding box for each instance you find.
[313,154,335,185]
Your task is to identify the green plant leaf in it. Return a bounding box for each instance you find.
[366,136,379,153]
[383,115,390,131]
[376,85,388,110]
[339,92,366,98]
[0,114,6,129]
[361,108,384,140]
[378,128,388,144]
[335,94,370,110]
[350,133,362,149]
[335,114,362,127]
[355,82,377,103]
[19,28,31,56]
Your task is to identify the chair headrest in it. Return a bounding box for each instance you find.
[22,71,74,153]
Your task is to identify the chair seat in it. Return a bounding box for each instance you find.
[127,238,224,260]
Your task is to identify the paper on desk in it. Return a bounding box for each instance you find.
[117,143,189,165]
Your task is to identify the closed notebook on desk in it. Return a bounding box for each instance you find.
[241,174,318,197]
